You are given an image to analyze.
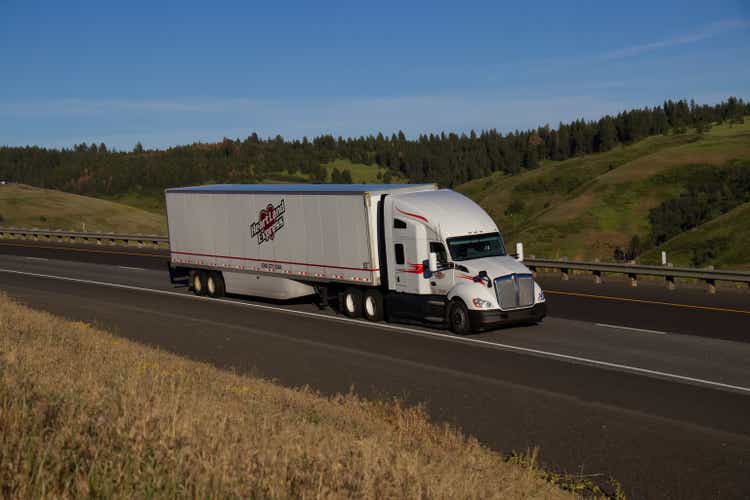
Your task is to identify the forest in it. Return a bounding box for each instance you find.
[649,163,750,245]
[1,97,748,198]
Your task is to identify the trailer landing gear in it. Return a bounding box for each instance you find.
[315,285,329,310]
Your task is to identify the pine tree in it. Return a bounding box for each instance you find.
[596,117,617,151]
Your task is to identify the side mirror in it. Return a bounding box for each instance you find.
[428,252,438,273]
[478,270,492,288]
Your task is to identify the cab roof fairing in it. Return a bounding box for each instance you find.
[390,189,499,240]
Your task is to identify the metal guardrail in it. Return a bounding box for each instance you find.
[0,227,168,249]
[2,227,749,293]
[525,258,750,294]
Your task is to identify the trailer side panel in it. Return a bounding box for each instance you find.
[167,191,379,285]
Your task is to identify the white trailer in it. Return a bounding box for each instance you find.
[166,184,545,333]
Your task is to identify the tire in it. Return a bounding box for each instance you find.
[207,271,226,298]
[448,299,472,335]
[363,289,384,322]
[192,270,208,296]
[341,287,363,318]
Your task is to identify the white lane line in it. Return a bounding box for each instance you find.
[118,266,145,271]
[596,323,668,335]
[25,257,48,261]
[2,266,750,396]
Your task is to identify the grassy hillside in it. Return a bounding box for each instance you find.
[458,122,750,264]
[100,159,403,214]
[640,201,750,269]
[0,293,578,498]
[0,183,166,234]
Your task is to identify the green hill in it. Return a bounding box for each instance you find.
[457,122,750,266]
[640,201,750,269]
[0,184,166,234]
[99,159,403,214]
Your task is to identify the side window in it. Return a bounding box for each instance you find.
[394,218,407,229]
[394,244,405,264]
[429,242,448,264]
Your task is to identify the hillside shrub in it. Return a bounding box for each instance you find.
[649,163,750,244]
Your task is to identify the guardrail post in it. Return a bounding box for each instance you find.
[666,276,675,290]
[706,279,716,294]
[593,270,602,284]
[561,268,569,281]
[629,273,638,287]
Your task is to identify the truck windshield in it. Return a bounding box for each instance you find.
[447,233,506,261]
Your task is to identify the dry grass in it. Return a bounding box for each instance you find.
[0,184,166,234]
[0,294,573,499]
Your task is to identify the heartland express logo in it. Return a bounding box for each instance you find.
[250,199,286,244]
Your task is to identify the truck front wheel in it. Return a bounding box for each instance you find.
[363,289,383,322]
[448,299,472,335]
[341,288,363,318]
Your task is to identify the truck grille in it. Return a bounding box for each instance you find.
[495,274,534,310]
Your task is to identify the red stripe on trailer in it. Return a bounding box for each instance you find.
[171,250,378,272]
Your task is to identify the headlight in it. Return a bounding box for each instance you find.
[534,281,546,302]
[472,297,493,309]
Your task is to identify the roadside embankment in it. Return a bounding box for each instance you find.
[0,293,574,499]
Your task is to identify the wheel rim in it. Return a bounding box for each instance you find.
[365,296,375,317]
[207,276,215,295]
[193,274,202,292]
[346,294,355,313]
[452,307,465,329]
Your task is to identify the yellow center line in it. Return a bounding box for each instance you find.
[546,289,750,315]
[0,242,166,259]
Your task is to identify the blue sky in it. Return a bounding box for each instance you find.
[1,0,749,149]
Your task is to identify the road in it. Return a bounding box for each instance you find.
[1,243,750,498]
[2,239,749,342]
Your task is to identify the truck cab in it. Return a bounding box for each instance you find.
[381,189,546,333]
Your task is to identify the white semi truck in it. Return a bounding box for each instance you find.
[166,184,546,333]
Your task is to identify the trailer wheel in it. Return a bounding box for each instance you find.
[363,289,384,322]
[448,299,472,335]
[192,270,208,296]
[207,271,226,298]
[342,288,363,318]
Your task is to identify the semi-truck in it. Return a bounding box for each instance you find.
[166,184,546,334]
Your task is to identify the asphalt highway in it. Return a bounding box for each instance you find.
[1,245,750,498]
[2,239,748,341]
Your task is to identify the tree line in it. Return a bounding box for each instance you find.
[649,163,750,245]
[0,97,747,197]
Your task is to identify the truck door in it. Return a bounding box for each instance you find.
[427,241,454,294]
